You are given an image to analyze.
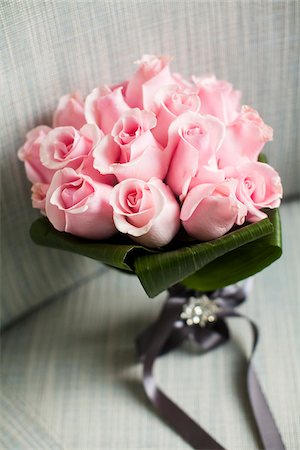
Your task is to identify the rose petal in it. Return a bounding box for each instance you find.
[53,92,86,129]
[85,86,129,134]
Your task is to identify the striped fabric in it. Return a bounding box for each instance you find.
[1,2,299,325]
[1,201,299,449]
[0,390,62,450]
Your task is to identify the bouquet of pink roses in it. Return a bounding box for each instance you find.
[19,55,282,296]
[18,55,285,450]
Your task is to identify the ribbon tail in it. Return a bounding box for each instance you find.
[140,294,225,450]
[143,381,225,450]
[248,367,286,450]
[220,311,286,450]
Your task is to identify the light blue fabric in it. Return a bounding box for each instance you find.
[0,390,62,450]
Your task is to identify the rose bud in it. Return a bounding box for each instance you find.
[218,106,273,168]
[46,168,116,240]
[125,54,176,110]
[40,123,103,171]
[152,84,201,146]
[85,85,129,134]
[110,178,180,248]
[235,162,283,222]
[18,126,54,184]
[181,180,247,241]
[53,92,86,129]
[193,75,241,124]
[166,111,226,198]
[93,108,170,182]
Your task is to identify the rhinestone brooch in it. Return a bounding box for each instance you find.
[180,295,220,327]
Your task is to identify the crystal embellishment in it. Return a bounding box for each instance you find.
[180,295,220,327]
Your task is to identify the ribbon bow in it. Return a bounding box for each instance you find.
[136,281,285,450]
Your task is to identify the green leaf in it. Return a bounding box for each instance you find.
[134,209,281,297]
[30,208,282,298]
[30,217,154,272]
[181,208,281,291]
[258,152,268,163]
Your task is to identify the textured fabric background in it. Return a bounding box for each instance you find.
[1,200,299,449]
[0,390,62,450]
[1,1,299,324]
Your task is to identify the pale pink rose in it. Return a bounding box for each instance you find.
[166,111,226,198]
[125,55,176,110]
[110,178,180,248]
[31,182,49,213]
[85,85,129,134]
[53,92,86,129]
[217,106,273,168]
[181,180,247,241]
[112,108,156,148]
[193,75,241,124]
[235,162,282,222]
[93,109,169,182]
[18,126,54,184]
[40,124,102,171]
[46,168,116,239]
[152,84,201,146]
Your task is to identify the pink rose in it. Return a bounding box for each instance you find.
[53,92,86,129]
[46,168,116,239]
[31,182,49,213]
[125,55,176,110]
[152,84,201,146]
[110,178,180,248]
[181,180,247,241]
[40,124,102,171]
[166,112,226,198]
[194,75,241,124]
[85,85,129,134]
[93,109,169,182]
[18,126,54,184]
[235,162,282,222]
[217,106,273,168]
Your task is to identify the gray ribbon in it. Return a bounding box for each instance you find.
[136,281,285,450]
